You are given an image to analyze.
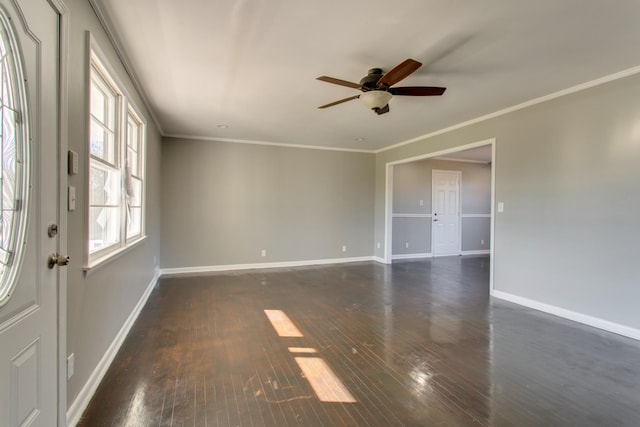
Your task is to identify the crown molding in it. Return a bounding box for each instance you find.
[164,134,375,153]
[375,64,640,154]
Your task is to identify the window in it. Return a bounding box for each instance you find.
[0,10,29,305]
[125,108,144,241]
[88,48,145,266]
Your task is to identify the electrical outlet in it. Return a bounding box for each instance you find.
[261,249,266,257]
[419,199,424,206]
[481,240,485,245]
[377,242,381,249]
[342,245,347,252]
[498,202,505,213]
[405,242,409,249]
[67,354,74,380]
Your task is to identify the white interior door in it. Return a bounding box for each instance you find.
[432,170,461,256]
[0,0,60,425]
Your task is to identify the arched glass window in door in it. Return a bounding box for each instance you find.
[0,11,30,306]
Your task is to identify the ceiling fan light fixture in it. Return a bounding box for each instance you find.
[360,90,392,110]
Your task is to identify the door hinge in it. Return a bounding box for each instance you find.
[15,199,22,211]
[15,111,22,125]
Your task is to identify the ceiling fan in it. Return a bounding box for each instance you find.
[316,58,446,115]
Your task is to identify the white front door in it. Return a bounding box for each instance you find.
[0,0,60,425]
[432,170,461,256]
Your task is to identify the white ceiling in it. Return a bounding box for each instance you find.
[92,0,640,152]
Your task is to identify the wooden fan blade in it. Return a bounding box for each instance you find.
[377,59,422,88]
[374,104,390,115]
[389,86,446,96]
[318,95,360,109]
[316,76,362,90]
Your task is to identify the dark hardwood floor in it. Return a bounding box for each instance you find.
[78,256,640,426]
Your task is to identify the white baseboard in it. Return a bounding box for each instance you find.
[372,256,387,264]
[160,256,374,276]
[492,290,640,341]
[461,250,491,256]
[391,253,431,260]
[67,271,160,426]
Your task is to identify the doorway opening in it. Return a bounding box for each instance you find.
[383,138,495,292]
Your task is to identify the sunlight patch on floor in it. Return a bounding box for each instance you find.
[264,309,356,403]
[264,309,304,337]
[295,357,357,403]
[288,347,317,354]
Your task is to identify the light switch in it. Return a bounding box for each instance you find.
[68,150,79,175]
[497,202,504,213]
[68,186,76,211]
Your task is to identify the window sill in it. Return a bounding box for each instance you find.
[83,235,147,276]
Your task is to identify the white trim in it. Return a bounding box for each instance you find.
[50,0,70,424]
[491,290,640,341]
[392,253,432,260]
[489,142,496,295]
[383,164,393,263]
[375,65,640,154]
[372,256,386,264]
[432,156,489,164]
[392,213,432,218]
[165,134,373,154]
[461,250,490,256]
[461,213,491,218]
[83,235,147,273]
[66,271,160,427]
[160,256,374,276]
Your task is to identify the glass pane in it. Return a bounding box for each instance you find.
[2,106,16,211]
[90,80,106,124]
[127,147,138,176]
[126,207,141,239]
[2,60,11,108]
[127,119,138,149]
[89,206,120,253]
[89,165,106,205]
[1,209,12,250]
[90,120,115,164]
[128,177,142,207]
[90,162,120,206]
[90,119,105,159]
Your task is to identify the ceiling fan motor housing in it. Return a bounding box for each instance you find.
[359,68,384,90]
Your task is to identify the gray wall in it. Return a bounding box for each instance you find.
[65,0,162,408]
[161,138,374,267]
[392,159,491,256]
[375,72,640,330]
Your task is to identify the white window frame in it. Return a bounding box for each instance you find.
[85,35,146,270]
[124,105,145,243]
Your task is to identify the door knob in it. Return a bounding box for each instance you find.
[48,253,70,269]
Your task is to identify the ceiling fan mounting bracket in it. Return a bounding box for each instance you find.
[359,68,384,90]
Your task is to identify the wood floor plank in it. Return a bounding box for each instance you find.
[78,257,640,426]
